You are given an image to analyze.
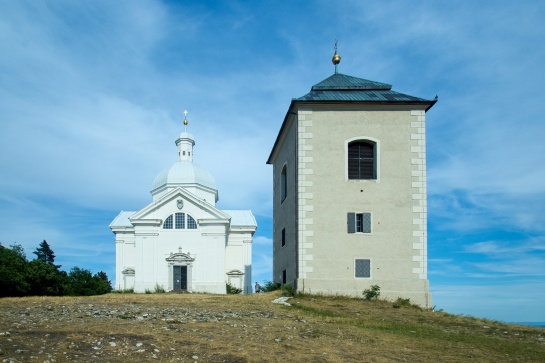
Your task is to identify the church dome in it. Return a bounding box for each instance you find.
[151,161,216,192]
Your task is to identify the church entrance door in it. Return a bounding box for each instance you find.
[173,265,188,291]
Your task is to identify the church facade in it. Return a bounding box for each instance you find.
[111,120,257,294]
[267,54,436,307]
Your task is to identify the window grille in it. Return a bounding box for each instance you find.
[348,141,375,179]
[163,215,173,229]
[355,259,371,278]
[175,213,185,229]
[187,215,197,229]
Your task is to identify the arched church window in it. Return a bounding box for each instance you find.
[348,141,376,179]
[163,215,173,229]
[281,164,287,202]
[187,215,197,229]
[175,212,185,229]
[163,213,198,229]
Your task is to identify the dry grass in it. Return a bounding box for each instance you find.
[0,292,544,362]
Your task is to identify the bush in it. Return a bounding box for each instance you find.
[260,280,281,293]
[67,267,112,296]
[281,283,294,297]
[226,282,242,294]
[363,285,381,300]
[112,288,134,294]
[392,297,419,309]
[154,283,166,293]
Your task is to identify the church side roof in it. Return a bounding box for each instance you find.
[110,211,136,228]
[223,210,257,228]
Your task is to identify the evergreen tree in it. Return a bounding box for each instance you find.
[33,240,60,269]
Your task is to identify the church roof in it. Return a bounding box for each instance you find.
[110,211,136,228]
[151,161,216,192]
[296,73,436,105]
[223,210,257,228]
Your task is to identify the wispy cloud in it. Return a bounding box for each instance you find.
[1,0,544,322]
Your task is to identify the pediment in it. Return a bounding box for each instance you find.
[130,187,230,222]
[166,250,195,264]
[226,269,244,276]
[122,268,135,275]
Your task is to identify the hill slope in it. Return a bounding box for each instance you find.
[0,292,543,362]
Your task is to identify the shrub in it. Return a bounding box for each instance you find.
[260,280,281,292]
[363,285,381,300]
[281,283,294,297]
[112,288,134,294]
[392,297,420,309]
[154,283,166,293]
[226,282,242,294]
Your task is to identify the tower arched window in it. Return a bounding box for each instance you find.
[281,164,287,202]
[163,213,198,229]
[348,141,376,180]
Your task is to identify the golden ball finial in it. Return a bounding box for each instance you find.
[183,109,189,127]
[332,52,341,65]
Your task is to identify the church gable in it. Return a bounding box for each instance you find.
[130,187,230,225]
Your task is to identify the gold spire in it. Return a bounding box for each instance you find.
[183,109,188,131]
[332,40,341,74]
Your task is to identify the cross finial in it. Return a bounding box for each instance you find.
[183,110,188,131]
[332,40,341,74]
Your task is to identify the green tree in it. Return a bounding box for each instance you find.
[33,240,60,268]
[67,267,112,296]
[0,243,30,297]
[96,271,113,292]
[26,260,69,296]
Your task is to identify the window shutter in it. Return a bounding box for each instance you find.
[362,212,371,233]
[347,213,355,233]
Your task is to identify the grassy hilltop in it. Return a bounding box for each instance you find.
[0,291,543,362]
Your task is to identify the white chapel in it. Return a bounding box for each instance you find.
[110,114,257,294]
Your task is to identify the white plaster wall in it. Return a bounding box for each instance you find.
[127,196,228,294]
[271,114,298,286]
[291,104,432,307]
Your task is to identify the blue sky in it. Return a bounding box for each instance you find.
[1,1,544,323]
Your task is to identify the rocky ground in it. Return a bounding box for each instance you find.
[1,293,544,363]
[0,293,339,363]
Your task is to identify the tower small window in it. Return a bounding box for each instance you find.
[355,259,371,278]
[347,212,372,233]
[281,228,286,247]
[281,164,287,202]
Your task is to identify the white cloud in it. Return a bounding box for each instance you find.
[1,0,545,323]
